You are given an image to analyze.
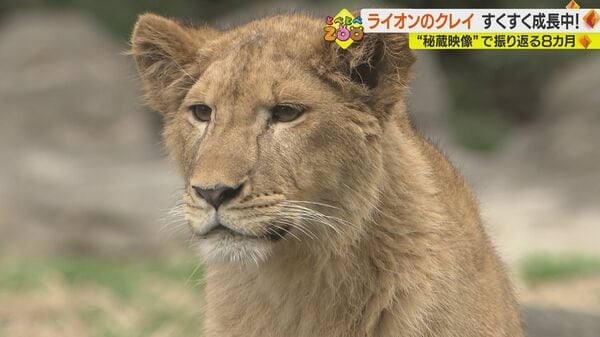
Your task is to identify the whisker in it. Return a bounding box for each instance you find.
[267,223,295,242]
[256,209,320,240]
[271,218,310,241]
[185,261,204,286]
[284,200,341,210]
[278,203,353,234]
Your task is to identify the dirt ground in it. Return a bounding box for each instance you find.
[518,275,600,314]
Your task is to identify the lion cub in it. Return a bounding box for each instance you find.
[130,12,523,337]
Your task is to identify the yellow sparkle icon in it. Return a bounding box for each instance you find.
[579,34,592,49]
[583,9,599,28]
[565,0,580,9]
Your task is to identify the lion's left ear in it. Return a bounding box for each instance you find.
[332,33,416,110]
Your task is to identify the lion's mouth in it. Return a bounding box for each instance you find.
[202,223,289,242]
[208,223,236,235]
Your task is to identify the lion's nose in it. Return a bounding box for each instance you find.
[193,184,243,209]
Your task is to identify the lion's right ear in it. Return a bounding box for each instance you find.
[130,13,215,113]
[333,33,415,112]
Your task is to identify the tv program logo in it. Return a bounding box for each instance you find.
[324,8,364,49]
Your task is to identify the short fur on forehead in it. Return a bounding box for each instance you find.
[129,12,415,119]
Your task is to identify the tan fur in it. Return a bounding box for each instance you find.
[130,12,523,337]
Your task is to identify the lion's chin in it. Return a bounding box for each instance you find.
[196,233,273,266]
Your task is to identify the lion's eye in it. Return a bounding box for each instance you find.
[271,104,305,123]
[189,104,212,122]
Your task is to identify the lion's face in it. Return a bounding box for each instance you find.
[130,14,413,265]
[173,40,384,264]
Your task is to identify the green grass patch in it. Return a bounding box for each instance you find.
[0,255,202,296]
[0,255,204,337]
[520,253,600,284]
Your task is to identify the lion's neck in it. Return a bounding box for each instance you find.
[202,123,449,337]
[203,241,384,337]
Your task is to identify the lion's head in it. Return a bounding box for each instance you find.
[130,13,414,265]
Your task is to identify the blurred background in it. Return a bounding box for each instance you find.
[0,0,599,336]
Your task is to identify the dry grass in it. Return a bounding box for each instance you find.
[519,275,600,314]
[518,253,600,314]
[3,253,600,336]
[0,256,204,337]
